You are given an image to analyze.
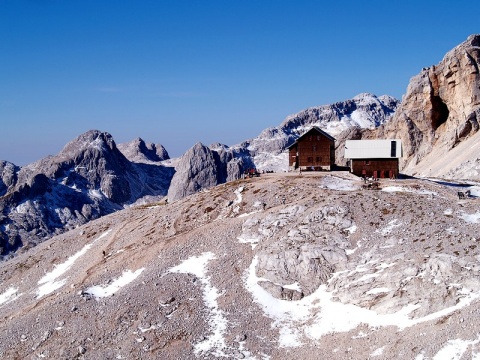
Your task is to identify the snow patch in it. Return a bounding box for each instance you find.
[237,236,260,250]
[433,335,480,360]
[377,219,402,236]
[85,268,145,299]
[319,176,358,191]
[245,256,480,347]
[168,252,229,357]
[370,346,385,357]
[459,211,480,224]
[0,287,20,306]
[382,186,437,197]
[366,288,390,295]
[36,230,111,298]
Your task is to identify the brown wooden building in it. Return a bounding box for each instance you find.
[288,127,335,171]
[344,139,402,178]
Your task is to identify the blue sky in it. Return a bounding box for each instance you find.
[1,0,479,165]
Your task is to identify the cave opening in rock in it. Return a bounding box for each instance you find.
[431,95,449,130]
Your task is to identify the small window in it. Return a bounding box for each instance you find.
[365,160,370,165]
[317,135,320,140]
[312,145,317,152]
[307,157,313,162]
[316,156,322,162]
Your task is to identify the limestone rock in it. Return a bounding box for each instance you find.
[117,137,169,163]
[0,161,18,197]
[167,143,244,202]
[372,34,480,179]
[167,143,220,202]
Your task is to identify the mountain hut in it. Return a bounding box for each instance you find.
[288,127,335,171]
[344,139,402,178]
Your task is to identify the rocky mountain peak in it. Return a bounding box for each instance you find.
[57,130,117,159]
[0,130,175,258]
[117,137,170,163]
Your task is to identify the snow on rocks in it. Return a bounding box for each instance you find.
[232,186,244,215]
[36,230,111,299]
[382,185,438,196]
[377,219,402,236]
[84,268,145,299]
[319,175,358,191]
[459,211,480,224]
[168,252,229,357]
[239,203,353,299]
[0,287,20,306]
[433,335,480,359]
[246,251,480,349]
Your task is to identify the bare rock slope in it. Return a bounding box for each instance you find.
[1,173,480,359]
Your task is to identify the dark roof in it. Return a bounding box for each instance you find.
[287,126,335,149]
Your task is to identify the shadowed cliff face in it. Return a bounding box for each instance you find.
[372,34,480,177]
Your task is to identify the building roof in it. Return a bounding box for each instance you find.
[287,127,335,149]
[344,139,402,159]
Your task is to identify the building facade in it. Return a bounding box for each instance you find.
[344,139,402,178]
[288,127,335,171]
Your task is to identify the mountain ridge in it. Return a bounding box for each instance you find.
[2,35,480,259]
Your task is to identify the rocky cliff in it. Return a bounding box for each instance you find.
[167,142,243,202]
[372,34,480,179]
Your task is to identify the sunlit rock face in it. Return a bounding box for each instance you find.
[371,34,480,179]
[117,137,170,163]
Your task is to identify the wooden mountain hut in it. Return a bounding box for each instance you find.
[344,139,402,179]
[288,127,335,171]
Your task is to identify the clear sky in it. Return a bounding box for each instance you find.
[1,0,479,165]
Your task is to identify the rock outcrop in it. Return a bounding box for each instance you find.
[2,173,480,359]
[0,161,18,197]
[241,203,352,299]
[167,143,243,202]
[372,34,480,179]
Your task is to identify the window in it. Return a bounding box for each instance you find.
[316,156,322,162]
[365,160,370,165]
[317,135,320,140]
[391,141,397,157]
[312,145,317,152]
[307,157,313,162]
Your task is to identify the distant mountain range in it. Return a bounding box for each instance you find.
[1,34,479,258]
